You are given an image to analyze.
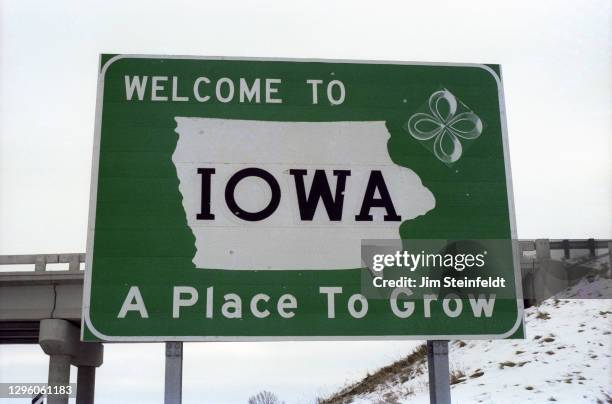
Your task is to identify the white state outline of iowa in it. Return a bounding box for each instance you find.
[172,118,436,270]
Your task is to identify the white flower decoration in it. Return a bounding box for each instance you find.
[406,90,483,164]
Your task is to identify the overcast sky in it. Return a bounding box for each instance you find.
[0,0,610,403]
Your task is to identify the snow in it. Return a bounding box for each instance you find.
[344,276,612,404]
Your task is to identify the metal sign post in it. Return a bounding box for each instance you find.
[427,340,451,404]
[164,342,183,404]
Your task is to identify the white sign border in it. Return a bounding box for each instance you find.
[81,54,524,342]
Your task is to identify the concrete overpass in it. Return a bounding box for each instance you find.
[1,240,610,403]
[0,254,101,404]
[0,253,84,344]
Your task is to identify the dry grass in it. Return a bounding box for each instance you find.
[536,311,551,320]
[318,344,428,404]
[450,369,467,385]
[375,392,401,404]
[470,370,485,379]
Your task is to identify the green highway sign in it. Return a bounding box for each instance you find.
[83,55,523,341]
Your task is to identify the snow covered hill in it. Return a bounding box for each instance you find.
[320,273,611,404]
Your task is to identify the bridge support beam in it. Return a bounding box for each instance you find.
[76,366,96,404]
[39,319,79,404]
[73,342,104,404]
[38,319,104,404]
[47,354,72,403]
